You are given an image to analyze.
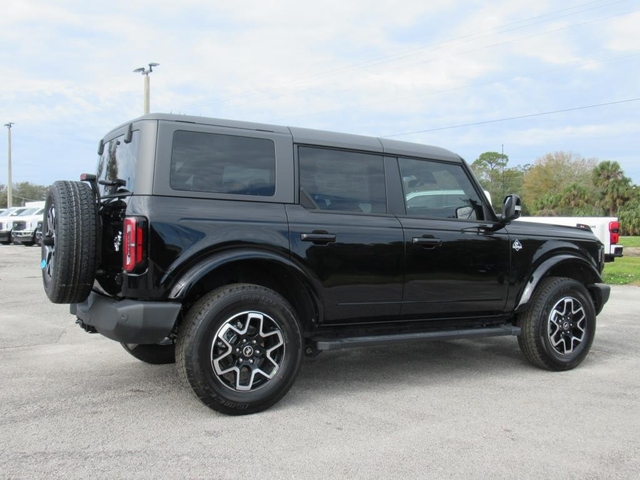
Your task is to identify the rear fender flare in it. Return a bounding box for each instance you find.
[168,249,323,321]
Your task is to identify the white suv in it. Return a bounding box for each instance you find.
[0,207,31,244]
[12,208,45,246]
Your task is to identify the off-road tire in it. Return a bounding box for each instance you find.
[176,284,303,415]
[121,343,176,365]
[518,276,596,371]
[42,180,98,304]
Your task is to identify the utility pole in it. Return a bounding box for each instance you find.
[133,63,160,114]
[4,122,14,208]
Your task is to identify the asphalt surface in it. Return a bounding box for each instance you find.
[1,244,639,479]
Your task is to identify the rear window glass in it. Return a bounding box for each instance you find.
[170,131,276,197]
[96,131,141,196]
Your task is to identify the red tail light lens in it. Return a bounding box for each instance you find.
[609,221,620,245]
[123,217,146,272]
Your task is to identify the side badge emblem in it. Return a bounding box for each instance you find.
[513,239,523,252]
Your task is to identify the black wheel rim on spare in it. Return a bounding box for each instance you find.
[210,311,285,392]
[547,296,587,355]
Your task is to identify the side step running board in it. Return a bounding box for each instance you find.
[315,325,520,351]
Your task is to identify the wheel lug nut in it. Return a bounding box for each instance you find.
[256,350,261,355]
[242,339,247,343]
[236,348,239,352]
[252,340,257,345]
[249,359,254,364]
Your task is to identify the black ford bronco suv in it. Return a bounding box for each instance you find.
[42,114,610,415]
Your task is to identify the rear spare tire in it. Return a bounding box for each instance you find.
[42,180,98,304]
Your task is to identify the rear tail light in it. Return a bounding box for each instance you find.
[609,221,620,245]
[123,217,146,272]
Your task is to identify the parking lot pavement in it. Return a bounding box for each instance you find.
[1,244,639,479]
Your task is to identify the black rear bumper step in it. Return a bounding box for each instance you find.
[315,325,520,351]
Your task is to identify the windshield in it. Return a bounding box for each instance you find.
[34,208,44,215]
[96,130,141,196]
[18,208,38,216]
[9,209,28,217]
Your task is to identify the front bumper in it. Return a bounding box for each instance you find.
[11,230,36,244]
[590,283,611,315]
[71,292,182,344]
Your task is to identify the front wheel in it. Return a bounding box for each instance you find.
[176,284,303,415]
[518,277,596,371]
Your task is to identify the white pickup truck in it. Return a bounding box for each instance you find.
[517,216,623,262]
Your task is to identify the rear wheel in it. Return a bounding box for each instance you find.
[176,284,303,415]
[42,181,98,304]
[121,342,176,365]
[518,277,596,371]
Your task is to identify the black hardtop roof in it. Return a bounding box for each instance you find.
[115,113,462,163]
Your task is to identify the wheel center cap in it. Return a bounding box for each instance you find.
[242,345,254,357]
[562,321,570,331]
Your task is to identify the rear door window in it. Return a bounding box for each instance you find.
[298,147,386,214]
[170,131,276,197]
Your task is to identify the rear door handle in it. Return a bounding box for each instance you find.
[301,233,336,244]
[412,237,442,249]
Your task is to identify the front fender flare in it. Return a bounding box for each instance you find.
[515,254,602,311]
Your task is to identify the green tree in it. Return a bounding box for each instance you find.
[0,182,49,208]
[592,161,632,216]
[471,152,526,212]
[523,152,597,214]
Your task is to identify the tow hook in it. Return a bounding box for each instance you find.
[76,318,98,334]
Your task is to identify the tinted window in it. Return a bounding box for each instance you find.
[299,147,386,214]
[96,131,141,196]
[170,131,276,197]
[398,158,484,220]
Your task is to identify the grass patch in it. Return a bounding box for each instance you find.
[621,236,640,248]
[602,256,640,285]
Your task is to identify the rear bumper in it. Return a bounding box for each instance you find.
[589,283,611,315]
[605,245,624,262]
[0,231,10,242]
[71,292,182,344]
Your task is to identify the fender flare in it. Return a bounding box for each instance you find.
[167,249,323,320]
[515,254,602,311]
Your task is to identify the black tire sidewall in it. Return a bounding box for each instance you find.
[187,288,302,413]
[536,281,596,370]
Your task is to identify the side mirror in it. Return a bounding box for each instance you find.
[501,194,522,223]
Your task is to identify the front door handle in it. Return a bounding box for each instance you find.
[301,232,336,244]
[412,236,442,249]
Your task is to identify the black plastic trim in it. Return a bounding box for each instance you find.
[314,325,520,351]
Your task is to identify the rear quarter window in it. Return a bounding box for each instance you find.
[170,131,276,197]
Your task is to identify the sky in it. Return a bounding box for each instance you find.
[1,0,639,188]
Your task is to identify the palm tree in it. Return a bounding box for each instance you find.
[593,161,631,215]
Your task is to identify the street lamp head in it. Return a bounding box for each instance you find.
[4,122,14,128]
[148,63,159,73]
[133,67,146,74]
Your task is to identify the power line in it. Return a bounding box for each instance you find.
[274,52,640,122]
[176,0,628,111]
[225,5,640,111]
[381,97,640,137]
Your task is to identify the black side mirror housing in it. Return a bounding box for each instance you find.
[501,194,522,224]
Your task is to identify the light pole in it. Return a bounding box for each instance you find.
[133,63,160,115]
[4,122,14,208]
